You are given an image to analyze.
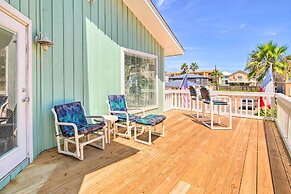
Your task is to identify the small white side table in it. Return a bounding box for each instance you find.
[101,115,118,143]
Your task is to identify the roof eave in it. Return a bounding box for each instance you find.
[122,0,184,56]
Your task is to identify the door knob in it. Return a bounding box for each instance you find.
[22,97,30,102]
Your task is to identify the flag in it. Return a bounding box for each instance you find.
[260,65,274,107]
[179,74,190,108]
[179,74,189,89]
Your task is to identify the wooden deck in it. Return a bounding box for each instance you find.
[2,111,291,194]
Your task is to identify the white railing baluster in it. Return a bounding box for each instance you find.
[251,99,254,116]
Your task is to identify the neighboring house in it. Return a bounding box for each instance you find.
[228,70,256,86]
[0,0,184,188]
[165,74,209,89]
[164,71,181,82]
[221,71,231,86]
[276,74,291,97]
[165,70,216,83]
[195,70,214,82]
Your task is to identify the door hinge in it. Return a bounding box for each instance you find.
[26,44,28,53]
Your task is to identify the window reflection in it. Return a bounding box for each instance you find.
[0,26,17,156]
[124,52,157,108]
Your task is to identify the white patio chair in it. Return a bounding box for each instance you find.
[52,101,105,160]
[106,95,145,139]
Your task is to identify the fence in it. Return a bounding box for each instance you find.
[218,85,259,92]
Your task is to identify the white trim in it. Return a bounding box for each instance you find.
[120,47,159,109]
[122,0,184,56]
[0,1,31,26]
[122,47,158,59]
[0,1,33,162]
[5,46,8,96]
[144,0,184,55]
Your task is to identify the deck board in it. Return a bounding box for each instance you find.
[265,121,291,194]
[2,111,290,194]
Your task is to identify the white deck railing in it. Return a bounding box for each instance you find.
[275,93,291,155]
[164,89,290,156]
[164,90,275,120]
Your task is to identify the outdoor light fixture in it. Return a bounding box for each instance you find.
[34,32,53,51]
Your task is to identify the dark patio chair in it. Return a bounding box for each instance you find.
[200,87,232,129]
[0,96,8,117]
[0,106,17,156]
[189,86,202,119]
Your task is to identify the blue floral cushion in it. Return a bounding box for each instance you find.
[54,101,105,137]
[108,95,127,112]
[136,114,166,126]
[114,113,141,122]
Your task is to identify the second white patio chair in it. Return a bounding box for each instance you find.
[106,95,145,139]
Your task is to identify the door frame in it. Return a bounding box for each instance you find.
[0,1,33,161]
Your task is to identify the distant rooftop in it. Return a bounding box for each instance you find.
[169,74,208,79]
[165,80,204,88]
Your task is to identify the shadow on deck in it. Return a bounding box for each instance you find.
[1,110,291,194]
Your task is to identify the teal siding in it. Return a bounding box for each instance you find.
[5,0,165,158]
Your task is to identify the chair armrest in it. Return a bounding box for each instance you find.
[109,110,128,114]
[109,110,130,122]
[127,107,145,116]
[85,115,105,123]
[55,122,79,138]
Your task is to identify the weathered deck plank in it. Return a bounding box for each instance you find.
[265,121,291,194]
[2,111,290,194]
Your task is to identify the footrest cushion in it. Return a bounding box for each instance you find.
[135,114,166,126]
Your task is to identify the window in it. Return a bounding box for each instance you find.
[238,76,243,81]
[122,48,158,109]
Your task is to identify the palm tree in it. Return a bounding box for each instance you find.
[284,55,291,78]
[211,66,223,90]
[190,62,199,73]
[180,63,189,74]
[245,41,288,83]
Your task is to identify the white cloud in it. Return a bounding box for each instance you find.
[157,0,166,7]
[155,0,177,9]
[184,46,201,51]
[240,23,246,29]
[268,32,277,36]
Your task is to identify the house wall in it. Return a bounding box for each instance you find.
[229,72,248,82]
[277,82,291,97]
[5,0,165,158]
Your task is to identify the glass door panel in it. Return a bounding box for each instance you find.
[0,27,17,157]
[0,7,27,180]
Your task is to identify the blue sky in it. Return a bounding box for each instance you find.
[152,0,291,73]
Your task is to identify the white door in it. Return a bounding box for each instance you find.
[0,8,28,179]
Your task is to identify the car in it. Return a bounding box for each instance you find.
[240,99,257,110]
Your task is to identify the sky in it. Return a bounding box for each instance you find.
[152,0,291,73]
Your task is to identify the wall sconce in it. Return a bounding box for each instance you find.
[35,32,53,51]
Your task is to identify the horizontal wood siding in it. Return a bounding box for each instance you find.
[5,0,165,158]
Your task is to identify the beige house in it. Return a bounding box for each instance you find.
[276,72,291,96]
[228,70,256,86]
